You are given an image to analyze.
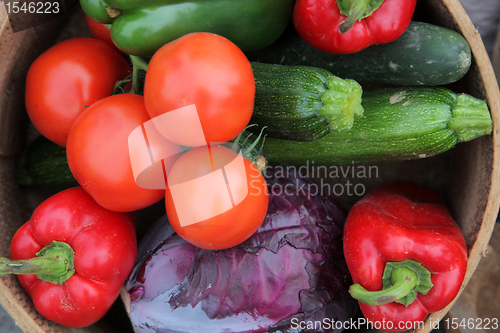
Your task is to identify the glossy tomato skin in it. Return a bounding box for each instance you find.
[144,32,255,146]
[67,94,180,212]
[165,145,269,250]
[25,37,131,147]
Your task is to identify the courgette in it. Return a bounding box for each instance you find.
[250,62,364,141]
[15,132,267,188]
[246,21,472,86]
[263,87,492,166]
[16,136,79,188]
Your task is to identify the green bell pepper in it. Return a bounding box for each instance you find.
[81,0,295,57]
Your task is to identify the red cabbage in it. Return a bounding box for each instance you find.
[125,167,358,332]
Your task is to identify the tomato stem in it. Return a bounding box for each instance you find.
[241,127,267,157]
[130,55,149,72]
[231,127,268,172]
[129,55,149,94]
[231,124,257,152]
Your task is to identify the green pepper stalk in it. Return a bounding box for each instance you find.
[349,260,434,307]
[0,241,75,285]
[337,0,384,33]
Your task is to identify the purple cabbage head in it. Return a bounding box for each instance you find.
[125,167,358,332]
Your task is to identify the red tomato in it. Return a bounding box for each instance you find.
[25,37,131,147]
[67,94,181,212]
[143,32,255,146]
[165,144,269,250]
[85,15,125,54]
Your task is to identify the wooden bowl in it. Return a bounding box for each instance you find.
[1,0,499,332]
[443,225,500,333]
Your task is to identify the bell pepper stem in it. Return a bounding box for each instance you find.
[349,260,434,307]
[0,241,75,285]
[349,267,418,305]
[337,0,384,34]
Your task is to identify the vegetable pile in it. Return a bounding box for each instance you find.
[7,0,494,332]
[344,182,468,331]
[125,168,358,333]
[2,188,137,327]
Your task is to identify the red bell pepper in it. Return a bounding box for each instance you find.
[1,187,137,327]
[293,0,417,54]
[343,182,467,332]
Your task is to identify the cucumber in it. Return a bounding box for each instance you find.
[263,87,492,166]
[246,21,472,86]
[16,136,79,188]
[250,62,364,141]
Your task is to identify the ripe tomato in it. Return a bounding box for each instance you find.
[25,37,131,147]
[143,32,255,147]
[85,15,125,54]
[165,144,269,250]
[67,94,181,212]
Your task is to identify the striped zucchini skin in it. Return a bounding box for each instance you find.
[15,132,267,188]
[263,87,491,166]
[251,62,331,141]
[15,136,79,188]
[250,62,363,141]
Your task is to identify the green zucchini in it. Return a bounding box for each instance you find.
[246,21,472,86]
[250,62,364,141]
[263,87,492,166]
[16,136,79,188]
[15,132,267,188]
